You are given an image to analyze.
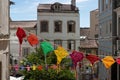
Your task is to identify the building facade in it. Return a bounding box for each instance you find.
[0,0,9,79]
[37,0,80,51]
[98,0,113,80]
[114,0,120,56]
[98,0,119,80]
[114,1,120,80]
[10,20,37,65]
[90,9,99,39]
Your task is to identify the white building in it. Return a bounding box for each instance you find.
[10,20,37,64]
[37,0,80,51]
[98,0,113,80]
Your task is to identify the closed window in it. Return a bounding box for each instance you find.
[40,21,48,32]
[54,21,62,32]
[54,40,62,49]
[67,21,75,33]
[22,47,30,57]
[67,40,75,50]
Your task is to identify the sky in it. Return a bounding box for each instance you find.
[10,0,98,27]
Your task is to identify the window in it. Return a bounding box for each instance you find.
[67,40,75,50]
[86,49,91,54]
[67,21,75,33]
[109,22,112,33]
[51,3,62,11]
[105,0,108,9]
[54,5,61,10]
[99,25,102,36]
[40,21,48,32]
[109,0,111,4]
[14,59,18,64]
[99,0,101,13]
[95,34,98,38]
[54,40,62,49]
[102,0,104,11]
[95,24,98,31]
[22,47,30,57]
[108,0,112,8]
[54,21,62,32]
[106,22,108,34]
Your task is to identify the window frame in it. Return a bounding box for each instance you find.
[67,40,75,50]
[67,20,75,33]
[22,47,30,57]
[54,20,62,32]
[54,39,62,49]
[86,49,92,54]
[40,21,49,32]
[102,0,105,11]
[105,0,108,9]
[52,3,62,11]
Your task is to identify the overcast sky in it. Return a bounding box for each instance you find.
[10,0,98,27]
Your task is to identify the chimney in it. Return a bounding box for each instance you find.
[71,0,76,7]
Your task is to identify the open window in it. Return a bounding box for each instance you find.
[67,20,75,33]
[67,40,75,50]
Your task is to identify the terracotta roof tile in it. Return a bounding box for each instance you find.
[80,28,98,48]
[80,40,98,48]
[80,28,90,37]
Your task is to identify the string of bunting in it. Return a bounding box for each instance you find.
[15,27,120,71]
[10,64,58,72]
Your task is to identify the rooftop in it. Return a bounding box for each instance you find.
[80,27,98,48]
[37,2,79,13]
[80,28,90,37]
[10,20,37,28]
[80,39,98,48]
